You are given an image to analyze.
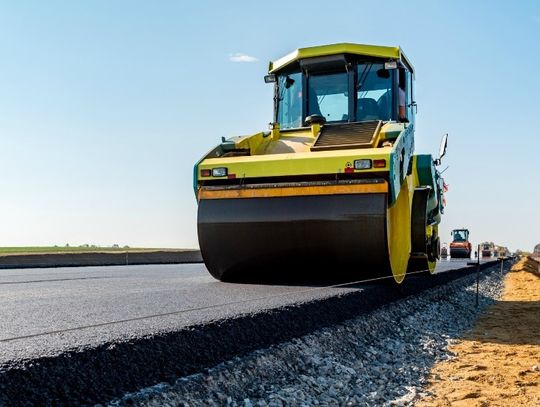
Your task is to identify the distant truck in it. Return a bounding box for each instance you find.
[481,242,494,258]
[440,244,448,258]
[494,245,509,258]
[449,229,472,258]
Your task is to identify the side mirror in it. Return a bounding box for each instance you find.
[264,74,276,84]
[434,133,448,166]
[439,133,448,159]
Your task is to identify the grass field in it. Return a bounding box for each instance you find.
[0,247,183,255]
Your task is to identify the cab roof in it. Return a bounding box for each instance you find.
[269,42,414,74]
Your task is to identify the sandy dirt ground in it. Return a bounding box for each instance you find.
[416,257,540,407]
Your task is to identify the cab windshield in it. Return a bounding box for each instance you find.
[453,231,467,241]
[276,62,395,130]
[356,63,393,121]
[307,71,349,122]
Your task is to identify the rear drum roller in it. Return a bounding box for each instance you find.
[408,187,437,274]
[423,227,438,274]
[428,226,440,268]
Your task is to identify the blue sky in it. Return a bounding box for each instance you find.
[1,1,539,251]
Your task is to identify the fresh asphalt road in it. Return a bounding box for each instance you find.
[0,258,491,364]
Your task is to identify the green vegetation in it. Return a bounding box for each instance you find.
[0,246,180,256]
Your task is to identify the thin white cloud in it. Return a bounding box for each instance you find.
[229,53,258,63]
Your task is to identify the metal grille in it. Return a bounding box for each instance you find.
[311,121,381,151]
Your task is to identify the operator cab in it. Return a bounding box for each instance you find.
[452,229,469,242]
[268,54,415,130]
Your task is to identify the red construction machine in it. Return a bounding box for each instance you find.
[449,229,472,258]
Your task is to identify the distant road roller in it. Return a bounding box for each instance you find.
[449,229,472,258]
[194,43,447,283]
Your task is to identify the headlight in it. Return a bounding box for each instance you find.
[354,159,372,170]
[211,167,228,177]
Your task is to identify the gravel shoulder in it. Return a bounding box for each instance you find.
[113,264,509,407]
[416,256,540,407]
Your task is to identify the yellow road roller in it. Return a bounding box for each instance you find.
[194,43,447,283]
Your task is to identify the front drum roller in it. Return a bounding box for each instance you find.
[386,176,412,283]
[197,180,412,283]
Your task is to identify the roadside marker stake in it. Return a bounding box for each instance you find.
[476,244,480,307]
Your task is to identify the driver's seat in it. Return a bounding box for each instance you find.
[357,98,380,121]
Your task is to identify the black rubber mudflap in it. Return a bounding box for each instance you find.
[410,188,429,253]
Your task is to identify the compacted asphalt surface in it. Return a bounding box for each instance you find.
[0,257,502,406]
[0,258,489,364]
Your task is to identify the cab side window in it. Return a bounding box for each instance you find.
[406,70,414,122]
[398,68,414,123]
[398,69,407,121]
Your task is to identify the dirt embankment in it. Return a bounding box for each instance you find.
[417,256,540,407]
[0,250,202,269]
